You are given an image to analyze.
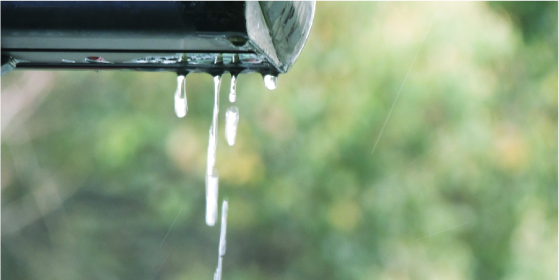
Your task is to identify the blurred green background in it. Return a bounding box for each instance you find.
[2,2,557,280]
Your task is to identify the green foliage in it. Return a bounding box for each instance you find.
[2,2,556,280]
[490,1,557,45]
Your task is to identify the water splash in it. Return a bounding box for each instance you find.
[225,106,239,146]
[263,74,278,90]
[205,75,222,226]
[229,75,237,103]
[174,75,188,118]
[213,200,229,280]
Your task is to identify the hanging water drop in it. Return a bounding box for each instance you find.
[205,75,222,226]
[229,74,237,103]
[174,75,188,118]
[205,168,219,226]
[225,106,239,146]
[264,74,278,90]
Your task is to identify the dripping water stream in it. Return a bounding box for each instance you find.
[170,69,281,279]
[205,75,222,226]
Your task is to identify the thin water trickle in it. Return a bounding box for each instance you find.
[213,258,222,280]
[225,106,239,146]
[218,200,229,256]
[213,200,229,280]
[174,75,188,118]
[229,75,237,103]
[264,74,278,90]
[205,75,222,226]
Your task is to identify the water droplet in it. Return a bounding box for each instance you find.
[219,200,228,256]
[205,168,219,226]
[214,53,223,65]
[264,74,278,90]
[225,106,239,146]
[174,75,187,118]
[205,75,222,226]
[229,75,237,103]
